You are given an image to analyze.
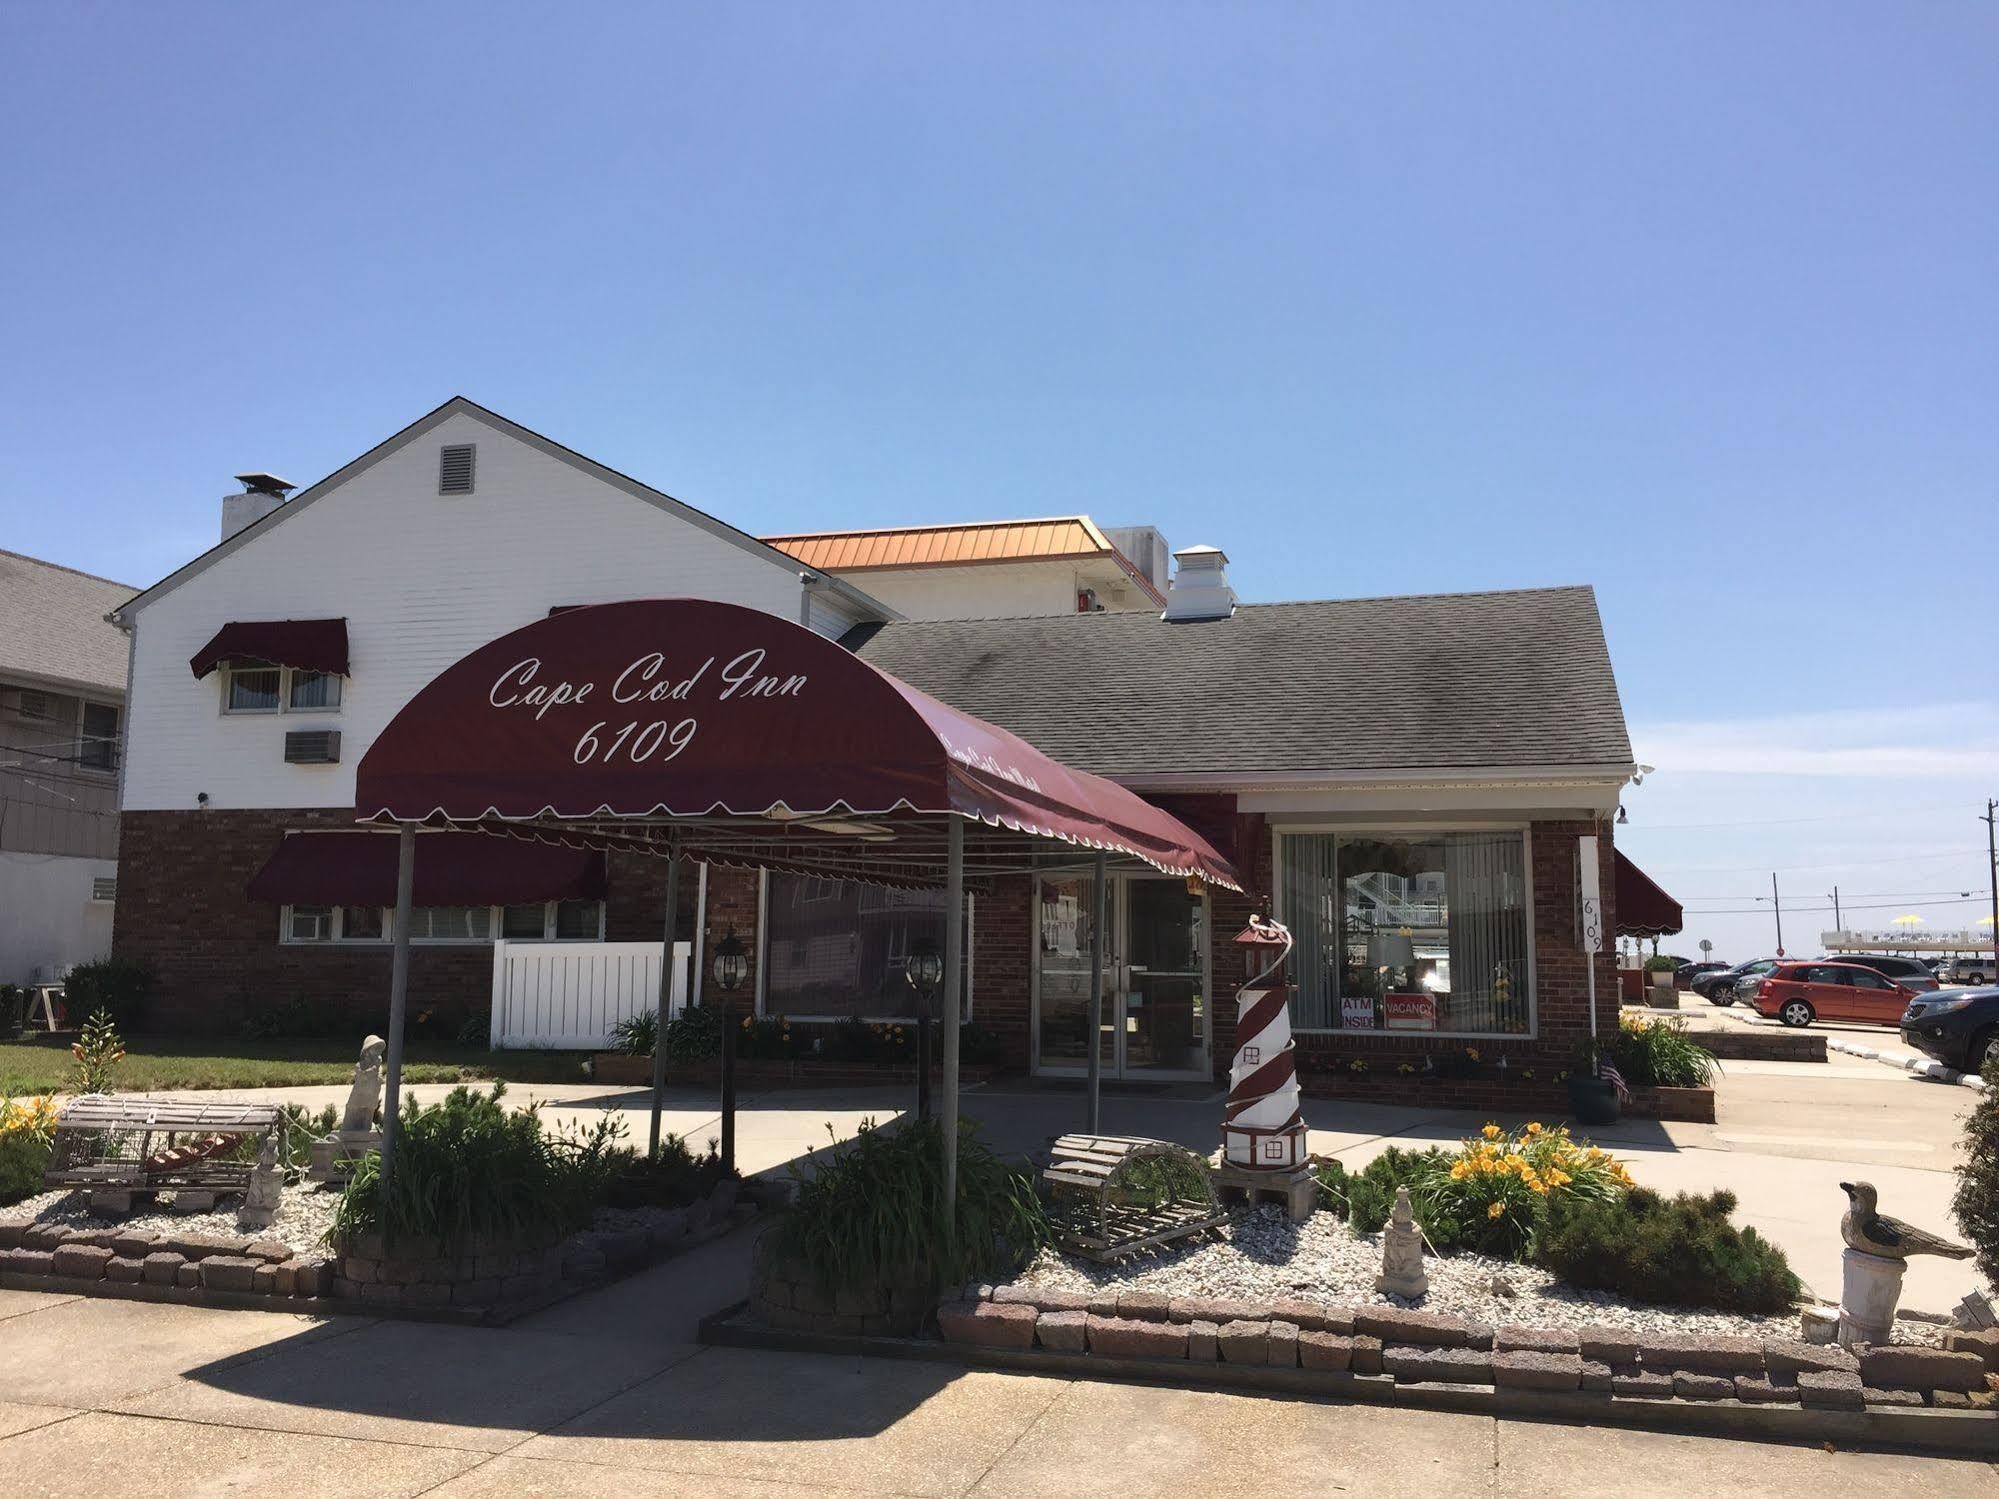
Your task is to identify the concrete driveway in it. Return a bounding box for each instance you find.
[1,1237,1994,1498]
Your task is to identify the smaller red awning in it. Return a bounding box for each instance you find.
[247,831,605,906]
[1615,849,1684,937]
[190,619,350,680]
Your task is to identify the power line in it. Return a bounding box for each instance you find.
[1679,894,1995,916]
[1635,846,1986,875]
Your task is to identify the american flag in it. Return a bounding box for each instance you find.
[1597,1058,1630,1099]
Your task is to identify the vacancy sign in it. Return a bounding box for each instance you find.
[1577,835,1604,954]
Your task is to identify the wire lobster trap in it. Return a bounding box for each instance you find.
[1041,1134,1229,1262]
[45,1097,281,1194]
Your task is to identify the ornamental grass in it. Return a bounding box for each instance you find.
[773,1116,1049,1295]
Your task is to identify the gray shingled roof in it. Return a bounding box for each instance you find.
[851,585,1632,780]
[0,550,135,696]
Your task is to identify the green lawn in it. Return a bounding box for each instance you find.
[0,1034,586,1097]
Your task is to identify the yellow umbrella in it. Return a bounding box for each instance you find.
[1891,914,1927,928]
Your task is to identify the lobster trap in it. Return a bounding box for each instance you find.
[45,1097,282,1199]
[1042,1134,1228,1262]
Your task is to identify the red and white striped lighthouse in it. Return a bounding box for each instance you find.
[1223,914,1309,1171]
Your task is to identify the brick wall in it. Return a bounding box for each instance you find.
[114,809,696,1035]
[115,809,474,1034]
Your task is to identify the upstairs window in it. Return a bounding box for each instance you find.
[78,701,121,772]
[226,666,283,713]
[224,665,342,715]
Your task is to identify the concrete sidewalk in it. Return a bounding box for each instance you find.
[1,1264,1994,1497]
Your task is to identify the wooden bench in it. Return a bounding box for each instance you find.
[1042,1134,1228,1262]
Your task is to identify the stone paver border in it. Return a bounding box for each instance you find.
[703,1298,1999,1459]
[704,1281,1999,1459]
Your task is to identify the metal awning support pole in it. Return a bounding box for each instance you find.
[1086,850,1106,1134]
[379,823,417,1192]
[940,815,964,1232]
[649,836,681,1159]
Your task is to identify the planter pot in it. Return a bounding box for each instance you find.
[1567,1074,1622,1125]
[590,1053,655,1085]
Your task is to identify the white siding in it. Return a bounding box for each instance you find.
[122,410,836,811]
[830,560,1152,621]
[0,850,115,983]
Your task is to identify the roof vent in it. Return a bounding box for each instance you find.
[221,473,296,542]
[1161,544,1237,622]
[439,443,476,495]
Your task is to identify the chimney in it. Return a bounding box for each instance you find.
[1104,525,1170,592]
[221,472,296,541]
[1161,544,1237,621]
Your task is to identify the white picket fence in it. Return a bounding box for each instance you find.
[488,940,691,1051]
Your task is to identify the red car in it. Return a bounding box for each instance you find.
[1752,960,1918,1028]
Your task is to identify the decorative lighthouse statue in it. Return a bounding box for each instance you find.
[1216,916,1313,1218]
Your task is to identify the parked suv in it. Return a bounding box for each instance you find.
[1695,958,1779,1006]
[1675,960,1729,987]
[1901,986,1999,1073]
[1940,956,1996,987]
[1822,954,1939,994]
[1752,961,1918,1028]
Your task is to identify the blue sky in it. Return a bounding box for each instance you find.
[3,5,1994,959]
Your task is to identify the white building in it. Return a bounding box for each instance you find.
[0,549,133,984]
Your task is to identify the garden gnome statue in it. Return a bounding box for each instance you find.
[238,1134,282,1230]
[1376,1186,1429,1298]
[309,1035,387,1184]
[1836,1179,1972,1346]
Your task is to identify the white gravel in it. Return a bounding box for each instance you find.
[0,1183,343,1258]
[1019,1204,1946,1345]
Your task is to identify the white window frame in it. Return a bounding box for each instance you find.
[279,898,606,946]
[221,664,344,717]
[1270,823,1540,1042]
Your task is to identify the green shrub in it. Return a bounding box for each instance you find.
[1611,1014,1717,1089]
[609,1010,658,1057]
[0,1095,57,1204]
[775,1117,1048,1294]
[273,1102,341,1175]
[1950,1054,1999,1286]
[958,1022,1004,1067]
[602,1132,732,1208]
[1533,1187,1801,1314]
[241,995,349,1040]
[61,959,153,1033]
[330,1083,622,1247]
[663,1004,722,1061]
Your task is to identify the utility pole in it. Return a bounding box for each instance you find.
[1984,800,1998,968]
[1771,872,1785,957]
[1831,885,1842,931]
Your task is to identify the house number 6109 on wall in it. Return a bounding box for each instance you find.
[572,718,698,765]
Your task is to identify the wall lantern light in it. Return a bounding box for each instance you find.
[712,928,748,994]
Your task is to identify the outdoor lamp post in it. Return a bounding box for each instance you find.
[907,936,943,1121]
[712,928,747,1173]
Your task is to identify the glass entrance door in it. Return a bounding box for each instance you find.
[1034,873,1209,1079]
[1120,877,1206,1075]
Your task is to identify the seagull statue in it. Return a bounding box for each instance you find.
[1839,1181,1973,1261]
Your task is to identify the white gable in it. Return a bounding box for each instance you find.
[122,407,875,811]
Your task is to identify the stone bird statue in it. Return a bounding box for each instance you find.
[1840,1181,1973,1261]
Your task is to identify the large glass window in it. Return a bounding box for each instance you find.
[226,667,283,712]
[404,906,493,942]
[763,873,967,1019]
[1280,831,1531,1036]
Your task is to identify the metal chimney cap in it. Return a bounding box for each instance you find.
[234,472,295,497]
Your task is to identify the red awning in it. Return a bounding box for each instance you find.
[1615,849,1684,937]
[190,619,350,680]
[353,598,1239,889]
[247,831,606,906]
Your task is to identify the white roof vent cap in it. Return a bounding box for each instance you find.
[1162,544,1237,622]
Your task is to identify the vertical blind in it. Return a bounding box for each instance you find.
[1281,831,1532,1035]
